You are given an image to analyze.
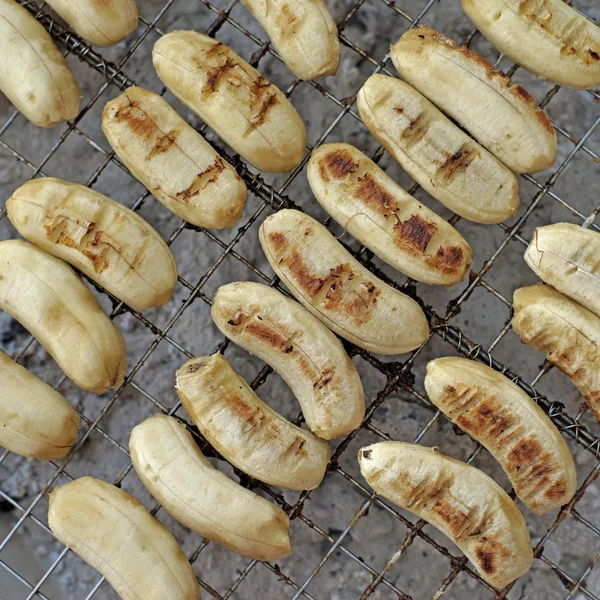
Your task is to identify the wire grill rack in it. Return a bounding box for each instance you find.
[0,0,599,597]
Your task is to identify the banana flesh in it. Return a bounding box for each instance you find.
[130,414,292,561]
[359,441,533,589]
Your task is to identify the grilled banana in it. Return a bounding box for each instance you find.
[513,284,600,422]
[7,177,177,310]
[307,143,473,286]
[48,477,201,600]
[130,414,292,560]
[357,74,520,224]
[153,31,307,172]
[525,223,600,319]
[359,442,533,588]
[259,209,429,354]
[391,26,557,174]
[0,351,79,460]
[0,0,80,127]
[44,0,138,46]
[239,0,339,80]
[102,86,247,229]
[176,353,330,490]
[211,281,365,439]
[425,357,576,514]
[0,241,126,394]
[461,0,600,90]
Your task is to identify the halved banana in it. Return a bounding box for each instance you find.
[359,442,533,589]
[307,143,473,286]
[391,26,557,174]
[0,240,126,395]
[239,0,339,80]
[48,476,201,600]
[425,357,576,514]
[153,31,307,173]
[461,0,600,90]
[513,284,600,421]
[211,281,365,440]
[176,353,329,490]
[525,223,600,319]
[44,0,138,47]
[0,351,79,461]
[7,177,177,310]
[357,74,520,224]
[130,414,292,560]
[259,209,429,354]
[0,0,80,127]
[102,86,247,229]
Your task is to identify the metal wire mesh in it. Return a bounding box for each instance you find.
[0,0,599,597]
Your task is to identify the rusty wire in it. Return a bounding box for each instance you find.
[0,0,599,598]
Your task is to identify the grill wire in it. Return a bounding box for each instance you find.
[0,0,599,598]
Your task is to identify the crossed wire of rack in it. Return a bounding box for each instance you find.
[0,0,599,598]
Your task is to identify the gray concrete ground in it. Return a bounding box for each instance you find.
[1,0,600,598]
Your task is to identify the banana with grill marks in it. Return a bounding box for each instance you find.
[357,74,520,224]
[513,284,600,422]
[176,353,330,490]
[259,209,429,354]
[307,142,472,286]
[359,442,533,589]
[425,357,576,514]
[212,281,365,439]
[239,0,339,80]
[153,31,307,173]
[461,0,600,90]
[391,26,557,174]
[102,86,247,229]
[7,177,178,310]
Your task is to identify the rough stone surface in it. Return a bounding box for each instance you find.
[0,0,600,599]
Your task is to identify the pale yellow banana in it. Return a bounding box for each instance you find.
[359,442,533,589]
[211,281,365,439]
[425,357,576,514]
[357,74,520,224]
[7,177,177,310]
[0,0,80,127]
[102,86,247,229]
[525,223,600,319]
[44,0,138,47]
[130,414,292,560]
[48,477,201,600]
[0,240,126,394]
[391,26,557,174]
[461,0,600,90]
[307,143,473,286]
[513,284,600,422]
[176,353,330,490]
[259,209,429,354]
[239,0,339,80]
[153,31,307,173]
[0,351,79,460]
